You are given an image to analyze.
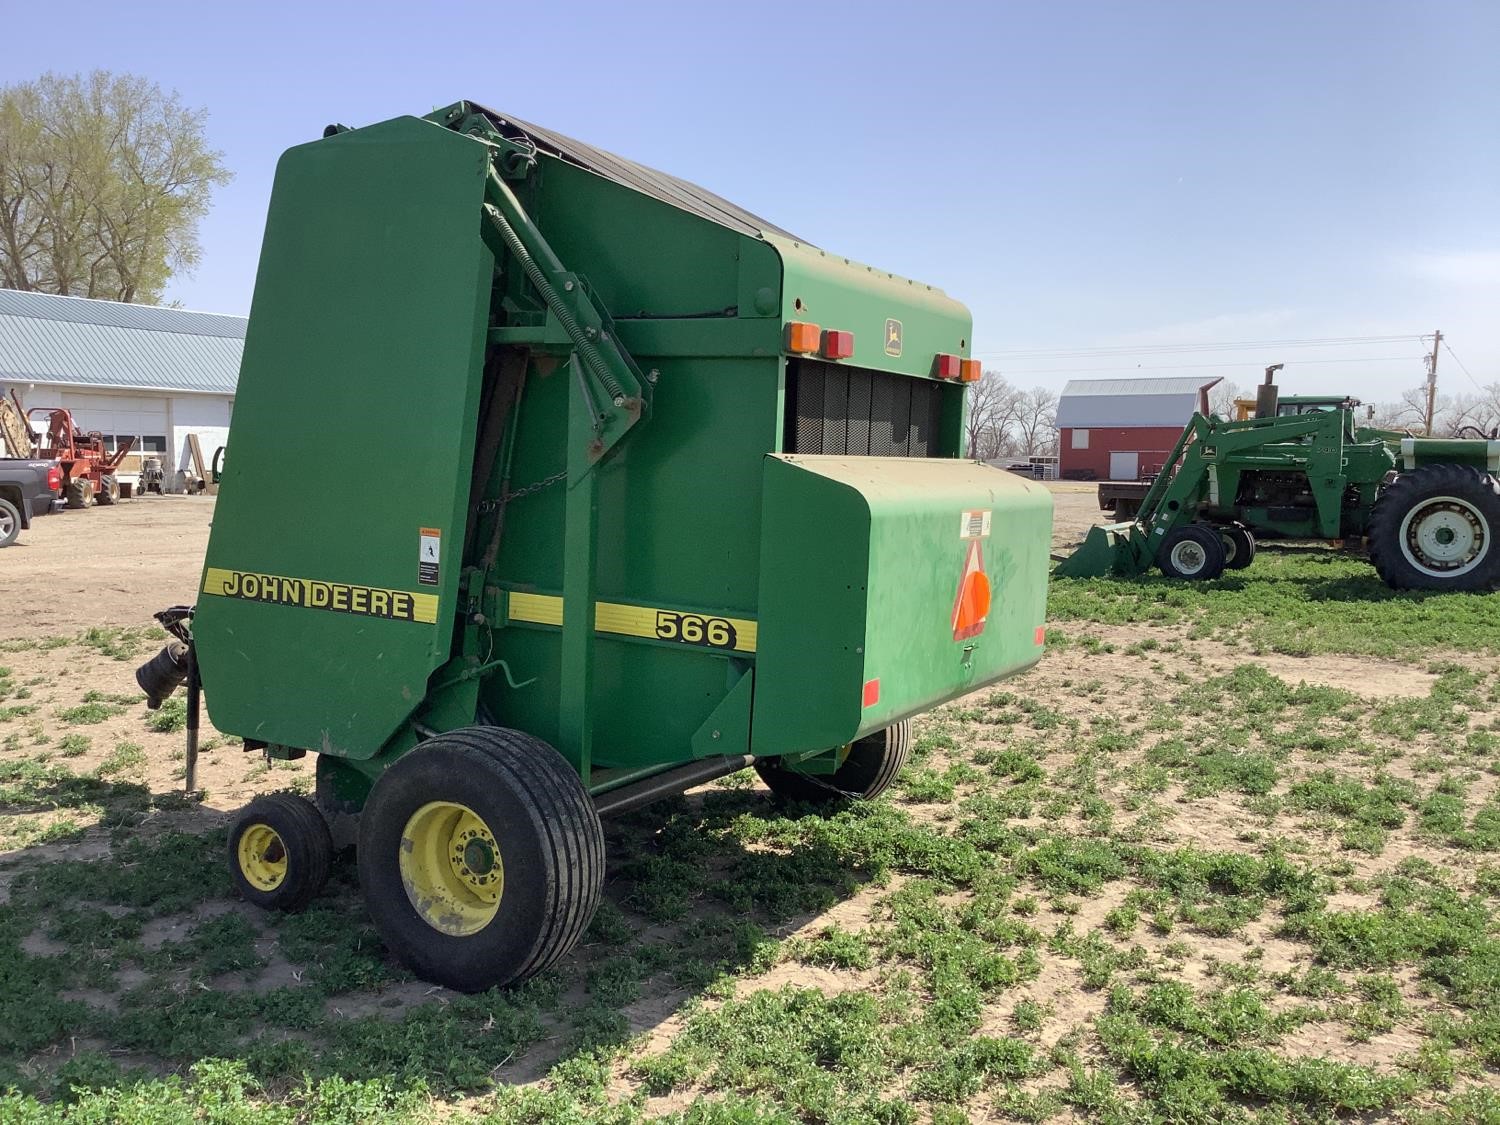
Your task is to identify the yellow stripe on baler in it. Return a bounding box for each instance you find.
[506,591,757,654]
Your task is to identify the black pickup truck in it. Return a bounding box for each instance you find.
[0,459,62,546]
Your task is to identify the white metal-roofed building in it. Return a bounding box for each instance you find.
[1056,376,1221,480]
[0,289,243,490]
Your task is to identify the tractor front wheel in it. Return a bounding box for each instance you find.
[357,726,604,993]
[1219,524,1255,570]
[1157,525,1226,581]
[228,793,334,911]
[1369,464,1500,591]
[755,720,912,804]
[96,474,119,506]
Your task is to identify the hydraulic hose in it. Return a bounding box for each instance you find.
[483,176,626,406]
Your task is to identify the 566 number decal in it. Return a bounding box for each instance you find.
[655,611,738,650]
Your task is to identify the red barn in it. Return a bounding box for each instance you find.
[1056,376,1221,480]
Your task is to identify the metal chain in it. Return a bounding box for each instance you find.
[476,470,567,514]
[505,469,568,501]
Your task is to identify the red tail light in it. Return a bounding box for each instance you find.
[47,466,61,492]
[821,329,855,360]
[933,354,962,379]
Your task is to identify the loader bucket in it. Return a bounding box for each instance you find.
[1054,522,1150,578]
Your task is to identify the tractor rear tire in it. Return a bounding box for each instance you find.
[95,474,118,506]
[755,720,912,804]
[1220,524,1255,570]
[1157,524,1226,581]
[1369,464,1500,591]
[64,478,89,510]
[0,498,20,547]
[228,793,334,911]
[357,725,604,993]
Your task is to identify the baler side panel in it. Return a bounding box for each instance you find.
[485,348,784,769]
[194,117,493,758]
[753,456,1052,755]
[538,161,783,324]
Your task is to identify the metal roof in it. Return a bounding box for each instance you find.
[471,103,806,243]
[1059,377,1221,397]
[1056,376,1221,429]
[0,289,244,395]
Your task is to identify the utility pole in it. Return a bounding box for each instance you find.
[1424,329,1442,435]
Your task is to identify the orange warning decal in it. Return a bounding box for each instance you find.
[951,540,992,641]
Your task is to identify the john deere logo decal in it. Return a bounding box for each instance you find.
[884,318,903,357]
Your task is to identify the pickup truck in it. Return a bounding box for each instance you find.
[1097,478,1156,521]
[0,459,62,547]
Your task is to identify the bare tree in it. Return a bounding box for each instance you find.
[1441,387,1500,437]
[1207,379,1243,418]
[1014,386,1058,458]
[1367,398,1415,432]
[0,71,231,303]
[1370,383,1500,437]
[965,370,1022,460]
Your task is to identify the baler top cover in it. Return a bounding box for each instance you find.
[468,103,805,242]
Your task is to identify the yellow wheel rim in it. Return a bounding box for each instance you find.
[237,824,288,891]
[399,801,504,936]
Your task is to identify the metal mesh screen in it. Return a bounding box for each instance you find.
[786,360,943,457]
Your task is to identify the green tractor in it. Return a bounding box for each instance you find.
[135,103,1053,992]
[1059,379,1500,591]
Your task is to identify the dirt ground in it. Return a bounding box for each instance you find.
[2,482,1497,1119]
[2,494,217,639]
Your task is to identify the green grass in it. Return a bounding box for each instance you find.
[54,701,124,726]
[1050,549,1500,657]
[0,557,1496,1121]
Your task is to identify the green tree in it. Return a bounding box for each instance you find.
[0,70,231,303]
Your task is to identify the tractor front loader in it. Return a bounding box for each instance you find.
[1057,382,1500,591]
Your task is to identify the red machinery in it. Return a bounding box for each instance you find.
[14,392,134,508]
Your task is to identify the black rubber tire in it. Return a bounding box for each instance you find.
[0,497,19,548]
[227,792,334,911]
[755,720,912,804]
[95,474,118,506]
[1157,524,1226,581]
[357,726,604,993]
[1368,464,1500,592]
[64,478,88,510]
[1220,524,1256,570]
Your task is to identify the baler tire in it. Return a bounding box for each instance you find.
[96,475,118,506]
[227,793,333,911]
[1220,524,1255,570]
[0,498,19,547]
[1157,524,1226,581]
[356,725,604,993]
[64,479,88,510]
[755,719,912,804]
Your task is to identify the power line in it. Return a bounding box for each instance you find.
[1442,341,1485,391]
[977,333,1425,360]
[996,355,1426,376]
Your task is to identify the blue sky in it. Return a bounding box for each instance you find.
[5,0,1496,401]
